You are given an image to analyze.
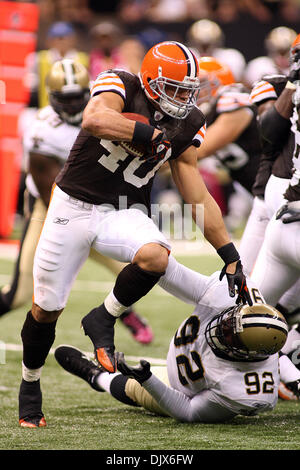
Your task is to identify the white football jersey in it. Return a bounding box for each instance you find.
[167,272,280,415]
[23,105,80,197]
[289,105,300,191]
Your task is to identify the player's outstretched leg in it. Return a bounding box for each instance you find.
[82,245,168,373]
[54,345,139,408]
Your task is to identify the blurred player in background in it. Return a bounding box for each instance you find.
[196,56,261,232]
[240,34,300,304]
[244,26,297,88]
[240,34,300,398]
[250,34,300,321]
[55,256,300,423]
[26,21,89,110]
[0,59,153,346]
[18,41,251,427]
[187,19,246,83]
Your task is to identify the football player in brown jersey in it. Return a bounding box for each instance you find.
[18,41,251,428]
[0,59,154,345]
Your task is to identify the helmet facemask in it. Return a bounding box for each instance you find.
[205,304,288,361]
[148,69,200,119]
[49,89,90,125]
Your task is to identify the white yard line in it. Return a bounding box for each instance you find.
[0,274,171,296]
[0,239,240,260]
[3,342,167,365]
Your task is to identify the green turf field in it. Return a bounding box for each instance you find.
[0,252,299,451]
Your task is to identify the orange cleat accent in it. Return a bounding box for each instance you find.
[19,416,47,428]
[278,382,298,401]
[95,347,116,373]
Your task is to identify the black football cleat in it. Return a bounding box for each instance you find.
[19,378,47,428]
[54,345,105,391]
[81,305,117,372]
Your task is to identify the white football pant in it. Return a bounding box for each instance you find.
[33,185,171,311]
[251,214,300,306]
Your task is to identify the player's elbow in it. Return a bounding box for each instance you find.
[81,113,105,136]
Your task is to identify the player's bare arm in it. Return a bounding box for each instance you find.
[170,147,232,251]
[29,151,62,207]
[82,92,160,142]
[196,108,253,159]
[170,146,252,305]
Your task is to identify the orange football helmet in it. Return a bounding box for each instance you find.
[139,41,201,119]
[291,33,300,57]
[197,56,234,106]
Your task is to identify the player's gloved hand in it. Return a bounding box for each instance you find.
[276,201,300,224]
[142,131,171,163]
[217,242,252,306]
[116,352,152,384]
[219,260,253,306]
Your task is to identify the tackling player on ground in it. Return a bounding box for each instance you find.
[54,257,300,422]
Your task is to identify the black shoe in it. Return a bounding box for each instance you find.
[81,305,117,372]
[19,378,47,428]
[54,345,104,391]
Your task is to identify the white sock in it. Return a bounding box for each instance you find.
[95,371,121,393]
[22,362,43,382]
[104,289,129,317]
[279,354,300,384]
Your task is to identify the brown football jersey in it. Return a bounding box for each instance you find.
[205,83,261,194]
[250,75,294,194]
[56,70,205,211]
